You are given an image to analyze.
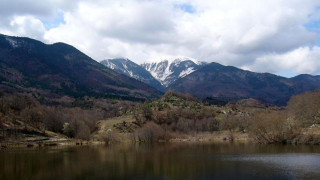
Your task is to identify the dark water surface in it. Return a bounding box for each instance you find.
[1,143,320,180]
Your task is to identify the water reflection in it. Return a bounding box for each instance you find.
[1,143,320,180]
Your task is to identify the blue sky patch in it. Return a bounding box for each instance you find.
[305,21,320,45]
[277,69,296,78]
[305,7,320,45]
[41,11,65,30]
[175,3,196,14]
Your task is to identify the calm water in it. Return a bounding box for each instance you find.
[1,143,320,180]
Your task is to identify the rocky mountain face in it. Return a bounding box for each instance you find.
[0,34,162,101]
[169,62,320,105]
[100,58,164,91]
[141,58,206,87]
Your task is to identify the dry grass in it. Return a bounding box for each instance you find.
[95,116,135,132]
[92,115,251,144]
[92,115,135,142]
[302,125,320,135]
[169,131,250,143]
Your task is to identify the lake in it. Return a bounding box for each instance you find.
[1,143,320,180]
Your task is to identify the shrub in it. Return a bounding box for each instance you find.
[135,122,169,143]
[62,122,75,138]
[21,107,44,130]
[287,91,320,127]
[219,114,242,132]
[75,121,91,140]
[249,110,300,144]
[102,130,118,144]
[43,107,64,133]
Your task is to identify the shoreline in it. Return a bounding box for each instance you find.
[2,130,320,149]
[0,131,250,149]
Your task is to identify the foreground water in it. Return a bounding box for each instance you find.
[1,143,320,180]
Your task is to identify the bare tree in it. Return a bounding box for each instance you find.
[288,91,320,126]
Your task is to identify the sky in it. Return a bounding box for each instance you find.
[0,0,320,77]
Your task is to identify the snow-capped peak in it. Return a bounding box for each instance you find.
[146,56,202,65]
[141,57,206,87]
[100,58,164,91]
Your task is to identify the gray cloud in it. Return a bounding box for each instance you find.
[0,0,55,17]
[0,0,320,77]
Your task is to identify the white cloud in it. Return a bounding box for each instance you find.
[0,0,320,77]
[7,16,46,40]
[248,46,320,75]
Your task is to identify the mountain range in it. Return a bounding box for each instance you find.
[0,34,162,101]
[100,58,320,105]
[1,33,320,105]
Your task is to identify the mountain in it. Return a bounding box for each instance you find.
[169,62,320,105]
[100,58,164,91]
[0,34,162,101]
[141,58,206,87]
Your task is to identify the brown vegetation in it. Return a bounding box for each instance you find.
[132,90,320,145]
[0,91,137,141]
[2,88,320,145]
[287,90,320,127]
[249,110,300,144]
[248,90,320,144]
[102,130,119,144]
[134,92,220,133]
[135,122,171,143]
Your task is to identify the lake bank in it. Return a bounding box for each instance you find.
[0,131,249,149]
[2,130,320,150]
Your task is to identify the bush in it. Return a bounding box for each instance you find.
[135,122,169,143]
[287,91,320,127]
[21,107,44,130]
[75,121,91,140]
[102,130,118,144]
[62,122,75,138]
[43,107,64,133]
[249,110,300,144]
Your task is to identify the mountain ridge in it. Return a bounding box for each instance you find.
[2,34,320,105]
[169,62,320,105]
[0,34,162,101]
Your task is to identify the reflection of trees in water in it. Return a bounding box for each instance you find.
[1,144,320,179]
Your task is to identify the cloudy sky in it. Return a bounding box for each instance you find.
[0,0,320,77]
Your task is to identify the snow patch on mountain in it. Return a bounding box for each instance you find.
[104,60,116,70]
[150,57,203,65]
[101,58,135,78]
[5,37,20,48]
[179,67,195,78]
